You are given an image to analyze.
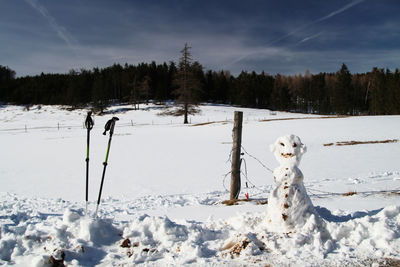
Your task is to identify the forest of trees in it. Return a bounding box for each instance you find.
[0,60,399,115]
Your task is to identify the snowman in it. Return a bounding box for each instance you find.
[266,134,320,233]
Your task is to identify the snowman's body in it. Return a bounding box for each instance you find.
[266,135,318,233]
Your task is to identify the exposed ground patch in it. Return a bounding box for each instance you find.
[260,115,347,122]
[193,115,346,126]
[324,139,398,147]
[191,121,228,126]
[221,198,268,206]
[342,191,357,197]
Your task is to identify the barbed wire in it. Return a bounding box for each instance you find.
[306,188,338,195]
[223,146,400,199]
[226,148,233,164]
[0,120,191,134]
[222,171,231,192]
[241,158,268,195]
[306,187,400,198]
[223,144,274,198]
[6,120,399,199]
[241,146,274,173]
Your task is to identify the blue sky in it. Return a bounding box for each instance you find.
[1,0,399,77]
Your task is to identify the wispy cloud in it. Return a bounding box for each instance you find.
[225,0,366,69]
[24,0,78,49]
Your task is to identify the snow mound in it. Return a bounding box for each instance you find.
[120,214,226,265]
[328,206,400,258]
[0,208,121,266]
[57,208,121,247]
[1,104,400,265]
[1,196,400,266]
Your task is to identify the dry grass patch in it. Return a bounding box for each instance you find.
[191,121,217,126]
[342,191,357,196]
[324,139,398,147]
[381,258,400,266]
[368,258,400,267]
[260,115,346,122]
[256,199,268,205]
[222,198,268,206]
[191,121,229,126]
[222,199,250,206]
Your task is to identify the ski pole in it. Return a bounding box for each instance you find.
[95,117,119,217]
[84,111,94,216]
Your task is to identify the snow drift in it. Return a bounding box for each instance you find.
[1,104,400,266]
[1,201,400,266]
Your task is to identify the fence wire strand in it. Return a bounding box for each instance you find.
[241,146,274,173]
[224,146,400,199]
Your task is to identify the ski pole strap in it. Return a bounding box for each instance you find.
[103,117,119,136]
[85,111,94,130]
[109,117,119,135]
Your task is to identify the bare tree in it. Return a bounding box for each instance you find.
[173,43,202,124]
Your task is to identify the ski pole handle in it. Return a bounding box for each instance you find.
[103,117,119,136]
[85,111,94,130]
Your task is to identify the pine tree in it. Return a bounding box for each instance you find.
[173,43,202,124]
[0,65,16,101]
[334,63,353,114]
[92,69,108,114]
[369,67,386,115]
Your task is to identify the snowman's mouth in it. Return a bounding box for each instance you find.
[281,153,294,158]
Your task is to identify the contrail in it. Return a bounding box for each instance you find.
[282,0,366,42]
[224,0,366,69]
[24,0,78,49]
[316,0,365,23]
[298,32,323,44]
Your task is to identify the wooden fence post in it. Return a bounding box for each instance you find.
[230,111,243,200]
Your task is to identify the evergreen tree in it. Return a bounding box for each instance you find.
[310,73,327,113]
[92,68,108,114]
[271,74,291,111]
[334,63,353,114]
[140,75,151,104]
[369,67,386,115]
[385,69,400,114]
[1,61,399,116]
[0,65,16,102]
[173,43,202,124]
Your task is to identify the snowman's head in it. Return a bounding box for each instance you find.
[270,134,306,166]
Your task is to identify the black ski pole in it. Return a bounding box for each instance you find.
[95,117,119,217]
[84,111,94,216]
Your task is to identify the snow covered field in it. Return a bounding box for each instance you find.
[1,103,400,266]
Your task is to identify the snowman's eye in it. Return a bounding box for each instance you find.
[292,143,297,148]
[280,142,285,146]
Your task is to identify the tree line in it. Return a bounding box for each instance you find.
[0,61,399,115]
